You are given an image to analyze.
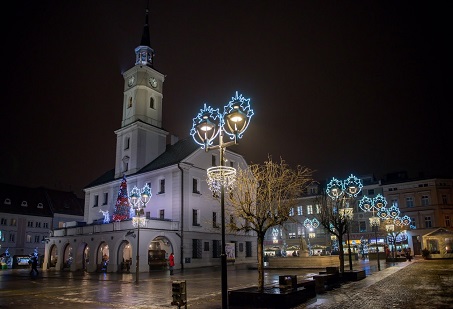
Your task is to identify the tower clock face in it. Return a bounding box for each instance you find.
[149,77,157,88]
[128,76,135,87]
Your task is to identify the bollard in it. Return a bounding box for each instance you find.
[171,280,187,309]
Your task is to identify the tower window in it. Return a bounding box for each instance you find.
[128,97,132,108]
[150,97,155,109]
[124,137,130,150]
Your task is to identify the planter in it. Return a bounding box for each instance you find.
[341,270,366,281]
[228,280,316,309]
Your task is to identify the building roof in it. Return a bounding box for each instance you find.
[85,138,199,189]
[0,183,83,217]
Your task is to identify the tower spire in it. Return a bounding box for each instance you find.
[135,3,155,67]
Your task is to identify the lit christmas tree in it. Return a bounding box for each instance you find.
[112,175,131,221]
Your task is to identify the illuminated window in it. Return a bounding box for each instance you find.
[445,215,451,227]
[289,208,294,216]
[297,206,303,216]
[307,205,313,215]
[27,235,32,243]
[316,204,321,214]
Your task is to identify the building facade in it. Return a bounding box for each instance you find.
[43,10,256,273]
[267,175,453,257]
[0,184,83,268]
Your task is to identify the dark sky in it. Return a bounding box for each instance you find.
[2,1,451,197]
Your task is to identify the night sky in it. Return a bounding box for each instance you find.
[2,1,451,197]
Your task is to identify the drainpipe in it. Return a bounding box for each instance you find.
[177,163,184,270]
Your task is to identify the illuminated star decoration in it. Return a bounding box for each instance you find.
[223,91,254,141]
[190,103,221,148]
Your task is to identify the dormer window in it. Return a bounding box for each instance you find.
[21,201,28,207]
[4,198,11,205]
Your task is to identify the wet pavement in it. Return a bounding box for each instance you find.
[0,257,452,308]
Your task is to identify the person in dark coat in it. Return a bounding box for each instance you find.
[30,256,39,276]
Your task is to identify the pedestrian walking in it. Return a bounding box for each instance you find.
[169,252,175,275]
[29,255,39,276]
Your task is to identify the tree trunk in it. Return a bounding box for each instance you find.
[338,234,345,273]
[257,234,264,292]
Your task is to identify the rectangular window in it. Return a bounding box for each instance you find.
[289,208,294,216]
[410,217,416,227]
[43,222,49,229]
[405,197,414,208]
[229,161,234,168]
[213,240,221,258]
[159,179,165,194]
[307,205,313,215]
[239,243,244,252]
[9,233,15,242]
[192,239,202,258]
[192,209,200,226]
[246,241,252,257]
[212,155,217,166]
[297,206,303,216]
[193,178,200,194]
[421,195,429,206]
[391,199,398,207]
[34,235,40,243]
[204,241,210,251]
[0,230,5,242]
[316,204,321,214]
[103,192,108,205]
[424,216,432,228]
[35,222,41,228]
[94,195,99,207]
[159,209,165,220]
[359,221,366,232]
[146,212,151,219]
[0,218,7,225]
[27,221,33,227]
[442,195,448,205]
[26,235,32,243]
[212,212,219,228]
[445,216,451,227]
[368,189,375,195]
[10,219,16,226]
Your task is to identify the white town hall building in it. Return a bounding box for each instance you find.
[43,9,256,273]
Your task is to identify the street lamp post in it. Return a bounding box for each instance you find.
[326,175,363,272]
[191,92,254,309]
[128,184,151,284]
[359,194,388,271]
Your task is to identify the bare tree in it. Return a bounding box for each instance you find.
[226,157,312,292]
[317,193,351,273]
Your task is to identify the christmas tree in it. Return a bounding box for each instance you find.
[112,175,131,221]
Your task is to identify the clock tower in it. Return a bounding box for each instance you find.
[114,7,168,178]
